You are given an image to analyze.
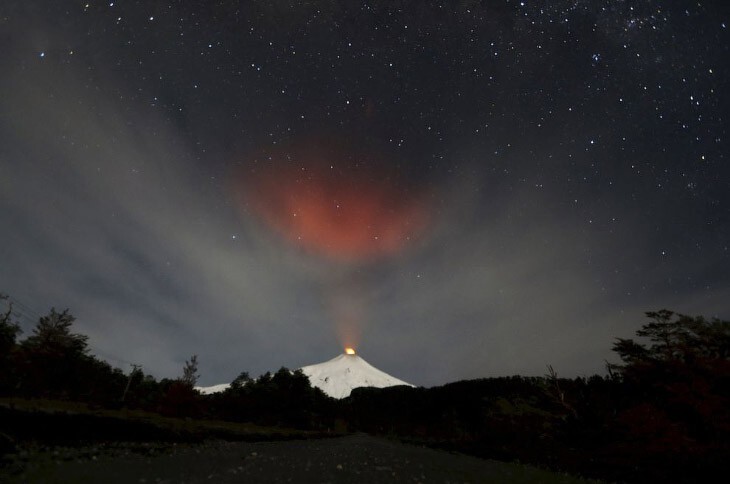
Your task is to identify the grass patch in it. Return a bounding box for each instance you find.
[0,397,341,451]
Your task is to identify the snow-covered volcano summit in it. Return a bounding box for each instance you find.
[300,352,413,399]
[195,351,413,398]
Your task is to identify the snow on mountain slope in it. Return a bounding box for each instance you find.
[196,382,230,395]
[195,352,413,399]
[300,353,413,399]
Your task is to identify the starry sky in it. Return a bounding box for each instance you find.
[1,1,728,387]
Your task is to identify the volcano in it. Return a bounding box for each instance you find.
[300,351,414,399]
[195,351,413,399]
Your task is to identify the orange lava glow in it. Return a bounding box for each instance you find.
[235,138,430,261]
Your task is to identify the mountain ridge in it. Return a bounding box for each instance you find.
[196,352,413,399]
[300,353,413,399]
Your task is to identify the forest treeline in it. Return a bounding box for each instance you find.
[1,294,728,482]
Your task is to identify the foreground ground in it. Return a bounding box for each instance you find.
[5,434,594,483]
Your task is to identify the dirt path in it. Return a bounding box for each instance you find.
[5,434,592,483]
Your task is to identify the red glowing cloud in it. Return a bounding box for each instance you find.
[233,138,430,261]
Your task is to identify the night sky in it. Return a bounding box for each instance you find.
[1,1,728,387]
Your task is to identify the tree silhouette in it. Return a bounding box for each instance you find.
[609,309,730,460]
[13,308,91,398]
[22,308,88,357]
[0,294,22,355]
[181,355,199,387]
[0,294,22,394]
[611,309,730,371]
[231,371,252,390]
